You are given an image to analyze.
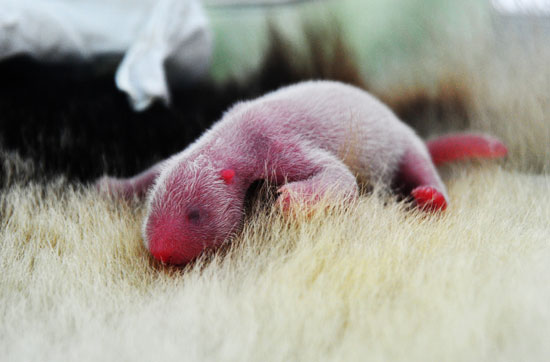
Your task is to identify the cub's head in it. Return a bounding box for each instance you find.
[143,157,242,265]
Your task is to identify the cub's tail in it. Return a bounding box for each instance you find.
[426,133,508,166]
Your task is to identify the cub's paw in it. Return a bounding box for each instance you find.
[276,184,320,218]
[411,186,447,212]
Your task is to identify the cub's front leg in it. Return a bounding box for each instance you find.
[270,146,359,211]
[96,162,164,199]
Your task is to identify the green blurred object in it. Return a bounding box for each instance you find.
[206,0,486,85]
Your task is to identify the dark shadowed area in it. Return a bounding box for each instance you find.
[0,25,469,184]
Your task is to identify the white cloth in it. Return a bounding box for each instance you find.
[0,0,212,111]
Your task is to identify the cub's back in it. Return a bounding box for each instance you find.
[232,81,416,181]
[239,81,412,148]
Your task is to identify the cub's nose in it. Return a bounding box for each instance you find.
[146,218,204,265]
[149,240,183,264]
[148,234,201,265]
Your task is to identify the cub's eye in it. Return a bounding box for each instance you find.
[186,208,201,222]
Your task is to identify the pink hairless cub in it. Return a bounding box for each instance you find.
[96,81,507,265]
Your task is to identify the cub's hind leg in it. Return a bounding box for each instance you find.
[397,143,448,211]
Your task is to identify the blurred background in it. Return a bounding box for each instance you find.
[1,0,549,184]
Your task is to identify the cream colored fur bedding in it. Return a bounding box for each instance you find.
[2,16,550,362]
[2,162,549,362]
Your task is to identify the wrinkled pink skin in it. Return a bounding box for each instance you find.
[97,81,507,265]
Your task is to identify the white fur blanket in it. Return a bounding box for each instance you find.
[2,4,550,361]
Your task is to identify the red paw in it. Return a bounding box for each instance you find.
[276,190,294,214]
[411,186,447,212]
[276,185,320,219]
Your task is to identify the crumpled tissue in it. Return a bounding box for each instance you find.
[0,0,212,111]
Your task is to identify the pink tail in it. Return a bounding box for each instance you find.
[427,133,508,166]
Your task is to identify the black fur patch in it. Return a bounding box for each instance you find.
[0,25,469,184]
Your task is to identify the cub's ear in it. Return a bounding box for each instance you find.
[220,169,235,184]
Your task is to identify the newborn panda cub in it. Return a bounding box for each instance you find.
[97,81,507,265]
